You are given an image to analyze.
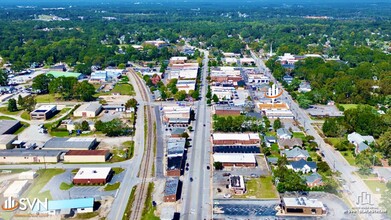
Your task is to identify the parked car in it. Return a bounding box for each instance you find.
[190,177,193,182]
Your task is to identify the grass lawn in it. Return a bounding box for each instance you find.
[326,138,345,146]
[75,212,99,219]
[293,132,306,139]
[50,108,71,120]
[20,111,30,120]
[99,83,135,96]
[0,107,22,115]
[364,180,387,194]
[25,169,65,200]
[110,142,134,162]
[234,176,278,199]
[266,131,276,136]
[112,167,125,175]
[49,129,70,137]
[341,151,356,166]
[356,172,377,180]
[271,143,280,152]
[0,115,16,120]
[104,182,120,191]
[141,183,159,220]
[35,94,59,103]
[14,122,30,135]
[122,186,136,219]
[60,182,74,190]
[339,104,359,111]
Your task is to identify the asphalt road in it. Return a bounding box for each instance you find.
[182,50,212,220]
[250,51,384,220]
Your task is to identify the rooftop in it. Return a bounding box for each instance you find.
[164,177,179,196]
[0,150,63,157]
[167,156,182,170]
[33,105,56,112]
[0,120,20,135]
[230,175,244,188]
[4,180,28,196]
[283,197,325,209]
[74,102,102,112]
[33,198,94,212]
[44,137,96,150]
[212,133,260,141]
[74,167,112,180]
[167,138,186,157]
[213,145,260,154]
[305,173,323,184]
[289,159,317,170]
[282,147,309,158]
[0,134,17,144]
[213,153,256,164]
[47,71,82,78]
[65,150,109,156]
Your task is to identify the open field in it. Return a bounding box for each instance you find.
[234,176,279,199]
[99,84,135,96]
[35,94,59,103]
[339,104,358,111]
[141,182,159,220]
[364,180,387,194]
[0,107,21,115]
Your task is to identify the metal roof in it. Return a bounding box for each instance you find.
[0,120,20,135]
[65,150,109,156]
[0,134,17,144]
[44,137,96,150]
[33,198,94,212]
[213,153,256,164]
[213,145,260,154]
[164,177,179,196]
[0,150,63,157]
[47,71,82,78]
[74,102,102,113]
[74,167,112,180]
[167,156,182,170]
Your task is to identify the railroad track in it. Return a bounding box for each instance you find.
[129,69,154,220]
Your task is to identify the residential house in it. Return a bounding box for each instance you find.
[263,136,277,147]
[305,173,324,188]
[347,132,375,154]
[282,75,294,84]
[276,128,292,139]
[287,159,317,173]
[298,81,312,93]
[281,147,309,161]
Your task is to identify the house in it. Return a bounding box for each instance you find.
[213,153,256,168]
[0,150,62,163]
[305,173,324,188]
[267,157,279,165]
[164,177,180,202]
[263,136,277,147]
[229,175,246,195]
[73,167,114,185]
[281,147,309,161]
[64,150,111,163]
[212,133,260,145]
[280,197,326,216]
[30,105,57,120]
[347,132,375,154]
[282,75,294,84]
[376,168,391,183]
[32,198,94,216]
[276,128,292,139]
[0,120,22,135]
[0,135,18,149]
[73,102,102,118]
[287,159,317,173]
[298,81,312,93]
[43,137,97,150]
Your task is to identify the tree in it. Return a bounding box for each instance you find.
[181,132,189,139]
[273,118,282,130]
[381,187,391,218]
[0,69,8,86]
[213,161,223,170]
[378,129,391,158]
[174,90,187,101]
[118,63,126,69]
[212,94,219,103]
[17,95,23,106]
[355,149,373,175]
[21,95,36,112]
[125,98,138,110]
[73,81,96,101]
[7,98,17,112]
[32,74,53,94]
[81,120,90,131]
[190,90,200,100]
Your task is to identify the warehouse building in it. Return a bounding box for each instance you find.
[167,156,182,177]
[164,177,180,202]
[64,150,111,163]
[212,133,260,145]
[0,120,22,135]
[167,138,186,158]
[43,137,97,150]
[3,180,29,198]
[0,150,62,163]
[73,102,102,118]
[32,197,94,216]
[73,167,114,185]
[213,153,256,168]
[0,134,18,149]
[30,105,57,120]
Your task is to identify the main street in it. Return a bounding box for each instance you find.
[251,51,384,219]
[182,50,212,220]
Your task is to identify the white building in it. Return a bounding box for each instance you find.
[3,180,29,198]
[213,153,256,167]
[176,80,196,94]
[73,102,102,118]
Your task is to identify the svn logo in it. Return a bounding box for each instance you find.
[1,197,48,212]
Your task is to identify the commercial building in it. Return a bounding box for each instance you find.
[164,177,180,202]
[43,137,97,150]
[33,198,94,215]
[213,153,256,168]
[229,175,246,195]
[0,134,18,149]
[167,138,186,158]
[210,67,242,83]
[73,167,114,185]
[247,74,270,84]
[214,105,242,116]
[170,128,186,138]
[30,105,57,120]
[162,106,191,126]
[258,103,294,119]
[18,171,37,180]
[3,180,29,198]
[213,145,260,154]
[212,133,260,145]
[167,156,182,177]
[73,102,102,118]
[170,56,188,65]
[0,150,62,163]
[0,120,22,135]
[280,197,327,216]
[47,71,83,79]
[176,80,196,94]
[64,150,111,163]
[239,58,256,66]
